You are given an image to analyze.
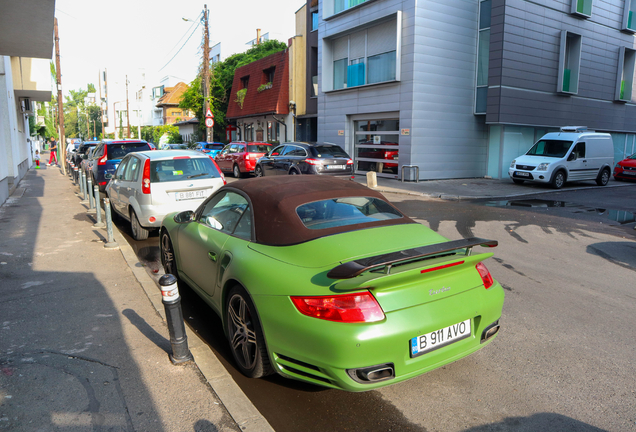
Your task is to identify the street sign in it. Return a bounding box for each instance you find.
[205,108,214,118]
[205,118,214,128]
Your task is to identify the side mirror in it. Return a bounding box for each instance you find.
[567,153,577,161]
[174,210,194,224]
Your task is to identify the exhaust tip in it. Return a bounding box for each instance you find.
[347,363,395,384]
[481,320,500,343]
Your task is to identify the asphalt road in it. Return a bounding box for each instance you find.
[117,183,636,432]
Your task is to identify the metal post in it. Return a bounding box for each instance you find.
[73,166,78,186]
[87,176,95,210]
[81,171,88,202]
[93,186,105,228]
[79,170,86,199]
[103,198,119,248]
[159,274,193,364]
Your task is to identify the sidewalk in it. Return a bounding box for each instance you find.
[0,165,266,431]
[352,174,635,200]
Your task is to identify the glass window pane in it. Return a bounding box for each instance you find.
[311,75,318,97]
[334,0,345,14]
[475,87,488,113]
[334,58,348,90]
[479,0,491,29]
[477,29,490,86]
[354,120,400,132]
[201,192,249,234]
[367,51,396,84]
[347,61,366,87]
[296,197,402,230]
[311,11,319,31]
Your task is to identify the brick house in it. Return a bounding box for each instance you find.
[226,49,291,143]
[155,82,194,125]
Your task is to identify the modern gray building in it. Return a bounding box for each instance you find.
[317,0,636,180]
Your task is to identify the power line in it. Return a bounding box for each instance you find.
[161,11,203,61]
[158,19,201,72]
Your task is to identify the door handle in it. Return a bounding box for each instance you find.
[208,251,217,262]
[582,160,587,162]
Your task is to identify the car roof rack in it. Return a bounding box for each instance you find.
[560,126,588,132]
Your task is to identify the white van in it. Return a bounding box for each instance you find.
[508,126,614,189]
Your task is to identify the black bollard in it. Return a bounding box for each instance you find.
[159,274,193,364]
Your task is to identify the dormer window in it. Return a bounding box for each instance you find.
[263,67,275,84]
[240,76,250,89]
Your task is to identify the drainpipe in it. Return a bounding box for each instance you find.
[272,115,287,143]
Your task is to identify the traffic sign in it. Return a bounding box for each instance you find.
[205,108,214,118]
[205,118,214,128]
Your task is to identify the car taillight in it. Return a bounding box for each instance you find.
[142,158,151,194]
[476,262,494,289]
[98,153,107,165]
[305,158,321,165]
[209,156,226,185]
[290,292,385,323]
[346,159,353,165]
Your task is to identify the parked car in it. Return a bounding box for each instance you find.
[74,141,99,168]
[161,143,188,150]
[356,141,399,173]
[160,176,504,391]
[255,142,354,177]
[89,140,154,192]
[215,141,272,177]
[613,153,636,181]
[195,142,226,158]
[106,150,226,240]
[508,126,614,189]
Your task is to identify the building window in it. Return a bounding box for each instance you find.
[475,0,491,114]
[623,0,636,32]
[152,86,164,98]
[616,47,635,101]
[311,10,319,31]
[558,31,582,94]
[263,67,275,84]
[311,75,318,97]
[571,0,592,18]
[241,76,250,90]
[325,18,399,91]
[333,0,368,15]
[354,119,400,178]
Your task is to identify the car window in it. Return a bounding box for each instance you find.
[232,205,252,240]
[270,145,286,156]
[206,144,225,150]
[313,145,349,157]
[228,145,239,153]
[151,157,221,183]
[572,142,585,158]
[123,156,141,182]
[107,143,150,159]
[247,144,272,153]
[199,192,250,235]
[237,145,246,153]
[116,157,129,178]
[296,197,402,230]
[283,146,306,157]
[93,145,104,158]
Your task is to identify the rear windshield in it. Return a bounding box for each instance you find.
[150,157,221,183]
[247,144,272,153]
[206,144,225,150]
[107,143,150,159]
[296,197,402,230]
[313,145,349,158]
[526,140,573,158]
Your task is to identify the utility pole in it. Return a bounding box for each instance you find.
[202,5,211,142]
[54,17,66,174]
[126,75,131,138]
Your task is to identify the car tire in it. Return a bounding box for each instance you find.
[233,164,242,178]
[512,179,525,185]
[225,285,273,379]
[596,168,610,186]
[160,230,178,277]
[255,166,263,177]
[551,170,566,189]
[289,169,299,175]
[130,209,149,241]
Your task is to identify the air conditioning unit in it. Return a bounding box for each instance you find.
[19,97,33,114]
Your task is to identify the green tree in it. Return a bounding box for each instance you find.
[179,39,288,143]
[87,83,96,93]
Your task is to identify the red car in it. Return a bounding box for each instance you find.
[613,153,636,180]
[214,141,272,178]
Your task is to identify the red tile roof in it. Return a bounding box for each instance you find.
[156,82,189,107]
[226,49,289,120]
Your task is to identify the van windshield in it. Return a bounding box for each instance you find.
[526,140,573,158]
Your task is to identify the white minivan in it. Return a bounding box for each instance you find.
[508,126,614,189]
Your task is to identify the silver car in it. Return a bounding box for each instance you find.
[106,150,226,240]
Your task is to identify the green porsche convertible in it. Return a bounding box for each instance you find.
[160,176,504,391]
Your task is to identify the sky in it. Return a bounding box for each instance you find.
[54,0,302,99]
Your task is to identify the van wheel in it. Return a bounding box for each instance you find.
[551,171,566,189]
[512,179,525,185]
[596,168,610,186]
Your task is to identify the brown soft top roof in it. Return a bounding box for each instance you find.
[221,176,415,246]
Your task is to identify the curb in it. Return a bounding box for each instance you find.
[110,226,275,432]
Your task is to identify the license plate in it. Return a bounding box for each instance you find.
[326,165,345,170]
[515,171,530,177]
[410,319,471,358]
[175,190,207,201]
[622,170,635,175]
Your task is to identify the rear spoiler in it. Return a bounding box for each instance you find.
[327,237,497,280]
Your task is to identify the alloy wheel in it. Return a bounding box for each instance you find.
[227,293,258,371]
[161,233,177,276]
